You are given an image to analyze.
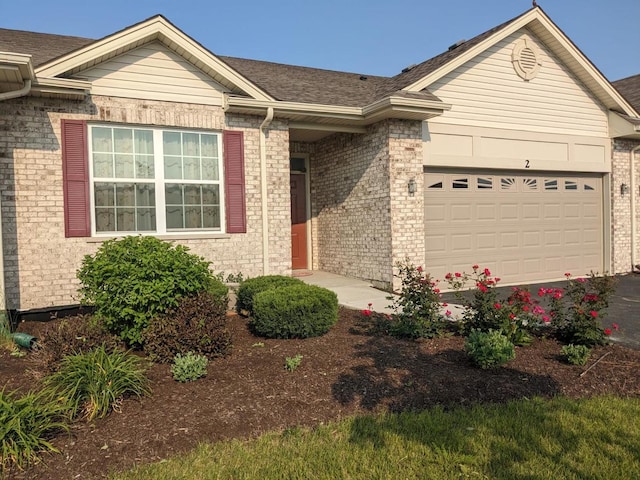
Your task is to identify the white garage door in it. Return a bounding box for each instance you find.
[424,170,604,284]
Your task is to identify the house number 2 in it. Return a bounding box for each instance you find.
[525,160,530,169]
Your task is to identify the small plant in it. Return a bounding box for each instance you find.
[252,342,265,348]
[44,345,151,421]
[35,315,124,371]
[465,329,515,369]
[215,271,246,284]
[236,275,304,316]
[0,388,69,473]
[0,312,17,354]
[385,261,449,339]
[171,352,208,382]
[251,284,338,339]
[284,354,303,372]
[561,344,591,366]
[143,291,232,363]
[77,236,227,346]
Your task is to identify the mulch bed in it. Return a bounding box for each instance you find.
[2,308,640,479]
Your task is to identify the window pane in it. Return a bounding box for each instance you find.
[201,134,217,158]
[94,183,115,207]
[136,208,156,231]
[202,185,219,205]
[184,206,202,228]
[184,185,201,204]
[135,155,154,179]
[92,127,113,153]
[202,157,218,181]
[183,133,199,156]
[116,208,135,231]
[95,207,115,232]
[166,206,184,229]
[93,153,113,178]
[164,156,182,179]
[163,132,181,155]
[115,154,134,178]
[113,128,133,154]
[184,157,200,180]
[134,130,153,155]
[115,184,135,206]
[203,206,220,228]
[136,184,155,207]
[165,184,183,205]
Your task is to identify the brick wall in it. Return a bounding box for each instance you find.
[611,138,640,274]
[0,96,290,310]
[294,119,424,291]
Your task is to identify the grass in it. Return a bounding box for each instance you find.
[0,311,17,353]
[113,396,640,479]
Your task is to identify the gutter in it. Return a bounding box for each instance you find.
[0,79,32,101]
[260,107,274,275]
[632,145,640,272]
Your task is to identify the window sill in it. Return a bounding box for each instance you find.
[86,233,232,243]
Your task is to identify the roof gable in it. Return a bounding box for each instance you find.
[33,15,274,101]
[398,7,636,117]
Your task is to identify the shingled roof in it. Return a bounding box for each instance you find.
[0,10,528,108]
[613,74,640,113]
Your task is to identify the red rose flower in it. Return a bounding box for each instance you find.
[604,328,612,335]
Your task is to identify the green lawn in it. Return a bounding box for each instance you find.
[113,396,640,480]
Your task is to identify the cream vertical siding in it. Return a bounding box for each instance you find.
[76,42,226,106]
[428,29,609,137]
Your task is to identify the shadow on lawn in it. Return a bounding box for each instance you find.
[332,333,560,413]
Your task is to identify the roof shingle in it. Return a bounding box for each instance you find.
[613,74,640,113]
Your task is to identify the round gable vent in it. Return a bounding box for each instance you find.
[512,39,542,80]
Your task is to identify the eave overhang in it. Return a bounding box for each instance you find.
[610,111,640,140]
[225,95,451,129]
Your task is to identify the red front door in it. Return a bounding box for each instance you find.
[290,173,307,269]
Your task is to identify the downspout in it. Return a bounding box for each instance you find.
[631,145,640,272]
[0,79,32,322]
[260,107,274,275]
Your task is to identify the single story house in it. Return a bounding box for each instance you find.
[0,6,638,315]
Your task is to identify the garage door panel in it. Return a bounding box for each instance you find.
[425,170,603,284]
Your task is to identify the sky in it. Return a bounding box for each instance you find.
[1,0,638,82]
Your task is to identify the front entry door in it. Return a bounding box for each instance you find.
[290,173,307,269]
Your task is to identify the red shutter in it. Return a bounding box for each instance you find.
[61,119,90,237]
[223,130,247,233]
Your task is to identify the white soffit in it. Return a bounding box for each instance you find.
[34,16,274,102]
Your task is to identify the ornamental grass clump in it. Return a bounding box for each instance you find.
[251,284,338,339]
[44,345,151,421]
[465,329,515,369]
[0,388,69,473]
[77,236,227,346]
[171,352,208,382]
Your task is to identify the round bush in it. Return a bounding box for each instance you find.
[464,329,515,369]
[143,291,232,363]
[236,275,304,315]
[77,236,227,346]
[251,284,338,339]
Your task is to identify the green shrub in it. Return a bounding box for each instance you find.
[386,261,449,339]
[171,352,208,382]
[236,275,304,316]
[0,388,69,473]
[36,315,124,371]
[143,291,232,363]
[251,284,338,339]
[77,236,227,346]
[284,354,303,372]
[561,344,591,366]
[44,345,151,421]
[464,329,515,369]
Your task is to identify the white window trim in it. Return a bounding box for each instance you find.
[88,124,225,236]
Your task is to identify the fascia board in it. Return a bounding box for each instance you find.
[0,52,35,80]
[35,17,274,102]
[226,97,363,119]
[363,95,451,116]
